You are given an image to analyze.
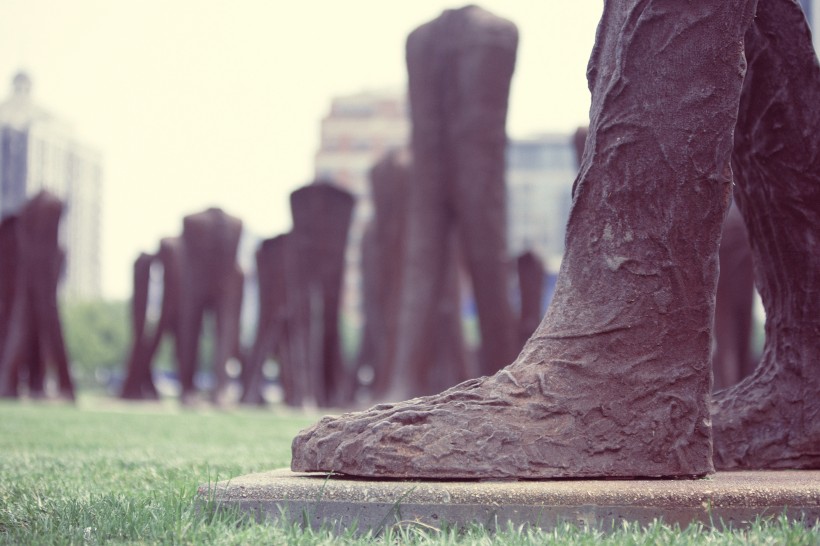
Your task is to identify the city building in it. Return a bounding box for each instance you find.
[0,72,103,299]
[506,133,578,273]
[313,89,410,332]
[797,0,820,52]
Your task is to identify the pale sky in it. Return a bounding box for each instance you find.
[0,1,603,300]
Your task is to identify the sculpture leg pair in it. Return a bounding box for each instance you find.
[177,270,242,405]
[292,0,816,477]
[0,259,73,399]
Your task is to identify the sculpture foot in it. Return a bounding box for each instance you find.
[180,390,199,407]
[56,389,76,402]
[712,364,820,470]
[292,340,713,479]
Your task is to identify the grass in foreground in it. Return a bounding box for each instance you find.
[1,396,818,545]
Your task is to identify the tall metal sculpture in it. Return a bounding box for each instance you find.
[286,182,354,407]
[0,191,74,400]
[293,0,819,477]
[380,5,519,404]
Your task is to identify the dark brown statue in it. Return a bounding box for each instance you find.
[119,252,160,400]
[0,217,18,373]
[516,251,545,347]
[357,153,410,399]
[120,208,243,405]
[358,151,470,400]
[119,237,182,400]
[0,191,74,400]
[292,0,819,477]
[712,201,757,391]
[572,126,588,170]
[241,234,293,406]
[176,208,244,405]
[383,5,519,403]
[287,182,354,408]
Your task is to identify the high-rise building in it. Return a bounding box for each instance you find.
[0,72,103,300]
[313,89,410,331]
[798,0,820,53]
[506,134,577,272]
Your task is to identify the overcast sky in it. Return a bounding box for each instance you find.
[0,1,603,300]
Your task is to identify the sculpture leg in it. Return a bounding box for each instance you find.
[241,290,275,406]
[292,0,756,478]
[241,318,277,405]
[25,301,45,397]
[426,235,471,394]
[712,202,756,390]
[120,253,158,399]
[0,288,30,398]
[275,323,298,406]
[177,288,204,404]
[320,260,349,407]
[712,0,820,469]
[517,252,546,347]
[33,264,74,400]
[212,268,243,405]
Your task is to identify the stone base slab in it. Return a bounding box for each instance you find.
[199,469,820,534]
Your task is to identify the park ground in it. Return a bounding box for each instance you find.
[1,395,818,545]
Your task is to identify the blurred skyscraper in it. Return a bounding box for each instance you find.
[799,0,820,52]
[506,134,577,272]
[0,72,102,300]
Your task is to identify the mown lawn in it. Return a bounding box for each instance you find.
[1,396,818,545]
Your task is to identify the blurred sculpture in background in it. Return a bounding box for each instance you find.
[176,208,244,405]
[120,252,160,400]
[572,126,588,171]
[120,237,181,400]
[0,217,17,378]
[515,251,545,347]
[712,200,757,391]
[0,190,75,400]
[241,234,292,406]
[383,5,519,401]
[120,208,244,405]
[283,181,354,408]
[359,151,468,400]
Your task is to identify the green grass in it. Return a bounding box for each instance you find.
[1,397,818,545]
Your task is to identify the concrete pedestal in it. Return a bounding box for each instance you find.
[200,469,820,534]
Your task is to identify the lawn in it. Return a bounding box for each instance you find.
[1,396,818,545]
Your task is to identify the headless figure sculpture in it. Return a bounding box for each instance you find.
[120,237,182,400]
[241,234,293,406]
[177,209,244,405]
[385,5,519,403]
[0,191,74,400]
[288,182,355,408]
[292,0,819,477]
